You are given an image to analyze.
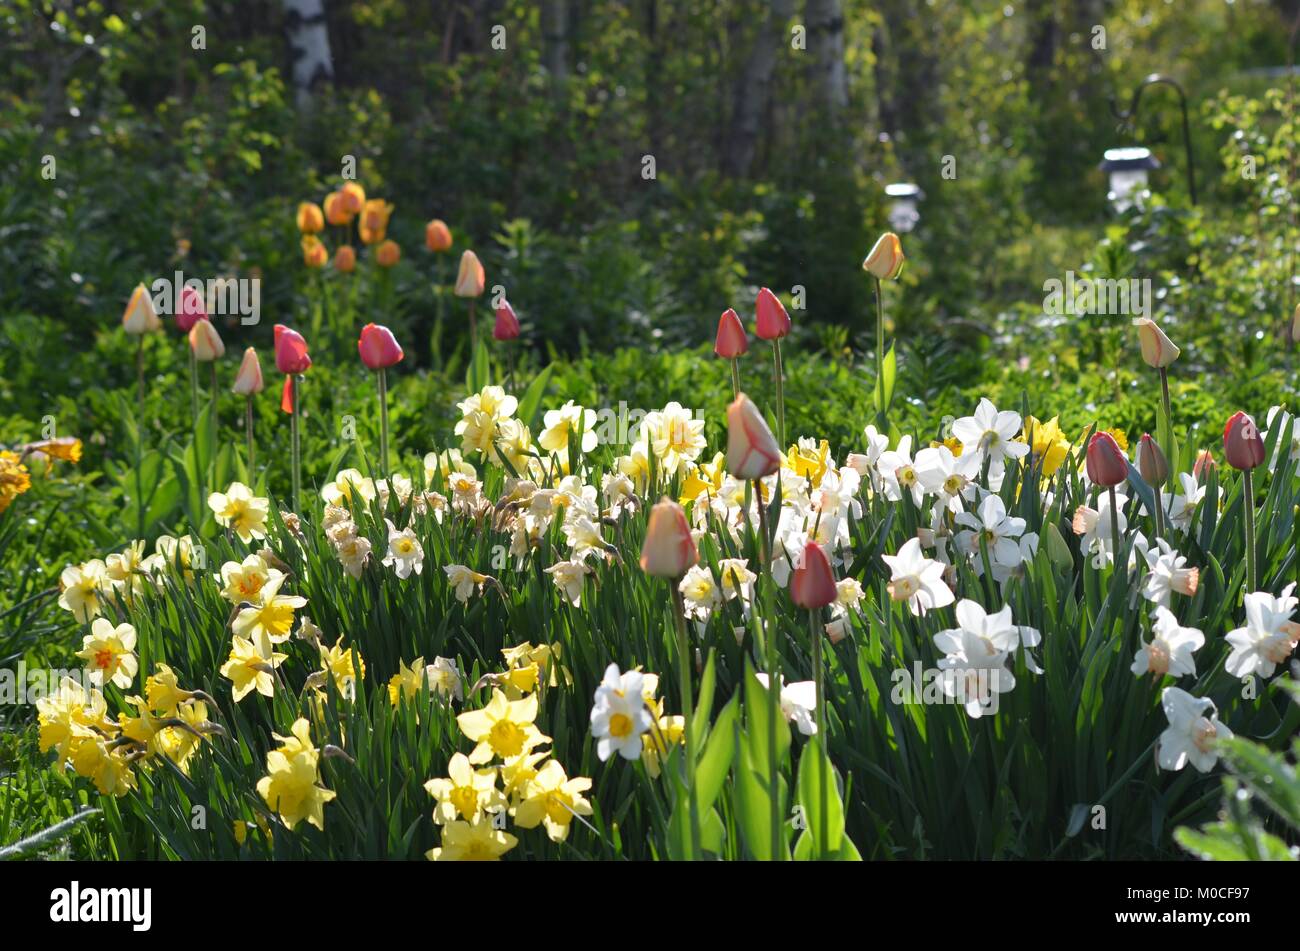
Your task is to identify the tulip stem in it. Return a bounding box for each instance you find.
[771,340,786,449]
[136,335,145,408]
[1108,485,1122,575]
[670,584,701,859]
[377,366,390,477]
[187,345,199,429]
[135,335,145,539]
[1158,367,1174,463]
[245,397,255,471]
[290,375,301,514]
[809,608,829,858]
[754,477,780,860]
[506,345,516,394]
[468,299,478,358]
[730,357,741,401]
[1244,473,1257,591]
[874,276,887,434]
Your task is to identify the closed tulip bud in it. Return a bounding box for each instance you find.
[189,318,225,362]
[122,283,161,335]
[376,239,401,268]
[1223,411,1265,471]
[791,540,838,609]
[454,250,486,297]
[296,201,325,234]
[1134,317,1180,368]
[358,323,404,369]
[1136,433,1169,487]
[726,393,782,480]
[302,235,328,269]
[232,347,264,395]
[334,244,357,273]
[640,497,697,577]
[274,324,312,374]
[754,287,790,340]
[494,300,521,340]
[1043,521,1073,569]
[1086,431,1129,487]
[358,199,394,245]
[862,231,905,281]
[176,285,208,333]
[425,219,453,253]
[323,191,353,226]
[714,307,748,358]
[1193,449,1216,480]
[340,182,366,215]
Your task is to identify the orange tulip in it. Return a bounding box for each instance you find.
[340,182,366,215]
[426,219,453,252]
[302,235,328,269]
[297,202,325,234]
[358,199,394,245]
[324,191,354,226]
[376,239,401,268]
[334,244,357,273]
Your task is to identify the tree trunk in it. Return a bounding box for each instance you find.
[806,0,848,117]
[725,0,795,178]
[282,0,334,108]
[543,0,570,85]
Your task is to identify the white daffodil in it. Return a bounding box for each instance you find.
[881,537,954,616]
[1139,538,1199,609]
[562,513,609,562]
[717,558,757,604]
[1071,490,1128,568]
[813,466,863,521]
[444,564,489,603]
[1162,472,1203,534]
[845,424,890,494]
[590,663,654,761]
[954,493,1027,574]
[932,611,1017,719]
[1225,583,1300,680]
[539,400,599,456]
[1132,606,1204,678]
[754,673,818,735]
[427,656,464,701]
[382,519,425,579]
[321,468,377,508]
[951,397,1030,490]
[1157,687,1231,773]
[545,559,590,607]
[878,435,926,507]
[915,444,980,514]
[639,402,707,476]
[679,565,720,620]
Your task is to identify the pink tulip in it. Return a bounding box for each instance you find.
[358,323,405,370]
[754,287,790,341]
[454,250,486,298]
[177,286,208,333]
[1086,432,1129,487]
[274,324,312,374]
[1224,412,1265,471]
[726,393,782,480]
[189,318,225,362]
[791,540,838,609]
[494,300,521,341]
[640,497,698,578]
[714,308,748,358]
[232,347,264,395]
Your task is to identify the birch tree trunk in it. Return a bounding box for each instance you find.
[806,0,848,116]
[725,0,795,178]
[282,0,334,108]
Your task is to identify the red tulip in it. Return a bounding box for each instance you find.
[714,308,748,358]
[1223,411,1265,471]
[754,287,790,341]
[494,300,521,341]
[177,286,208,332]
[274,324,312,374]
[791,541,838,609]
[358,323,404,369]
[1086,431,1129,487]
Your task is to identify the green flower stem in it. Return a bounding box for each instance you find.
[469,298,478,356]
[290,375,302,514]
[730,357,741,401]
[755,478,781,860]
[809,608,829,858]
[1244,472,1257,592]
[1108,485,1122,575]
[772,340,785,448]
[377,366,390,477]
[187,344,199,429]
[670,584,701,859]
[244,396,255,471]
[874,276,887,433]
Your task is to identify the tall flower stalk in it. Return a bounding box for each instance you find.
[754,289,790,448]
[1225,411,1266,591]
[274,325,312,513]
[358,324,405,477]
[863,232,905,435]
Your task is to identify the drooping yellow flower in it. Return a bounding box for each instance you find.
[0,450,31,514]
[256,718,336,831]
[231,570,307,655]
[641,706,686,779]
[207,481,270,543]
[456,688,550,764]
[29,437,83,463]
[680,452,726,506]
[499,750,549,800]
[76,618,139,690]
[388,656,427,706]
[36,677,110,762]
[220,635,286,702]
[70,735,137,797]
[426,816,518,861]
[318,640,366,699]
[424,752,507,825]
[144,663,193,716]
[513,759,593,842]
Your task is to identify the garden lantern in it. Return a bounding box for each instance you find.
[1100,146,1159,213]
[884,182,923,234]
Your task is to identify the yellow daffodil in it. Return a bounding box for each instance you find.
[36,677,110,762]
[499,750,549,800]
[220,635,286,702]
[58,559,109,622]
[1020,415,1072,477]
[388,656,427,706]
[0,450,33,514]
[783,438,832,487]
[219,554,272,605]
[256,718,336,831]
[426,816,518,861]
[318,640,366,699]
[207,482,270,543]
[456,688,550,764]
[144,663,193,716]
[513,759,593,842]
[70,735,137,797]
[76,618,139,689]
[424,752,506,825]
[679,452,726,505]
[231,570,307,654]
[641,706,686,779]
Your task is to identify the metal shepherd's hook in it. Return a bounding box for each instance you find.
[1110,73,1197,207]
